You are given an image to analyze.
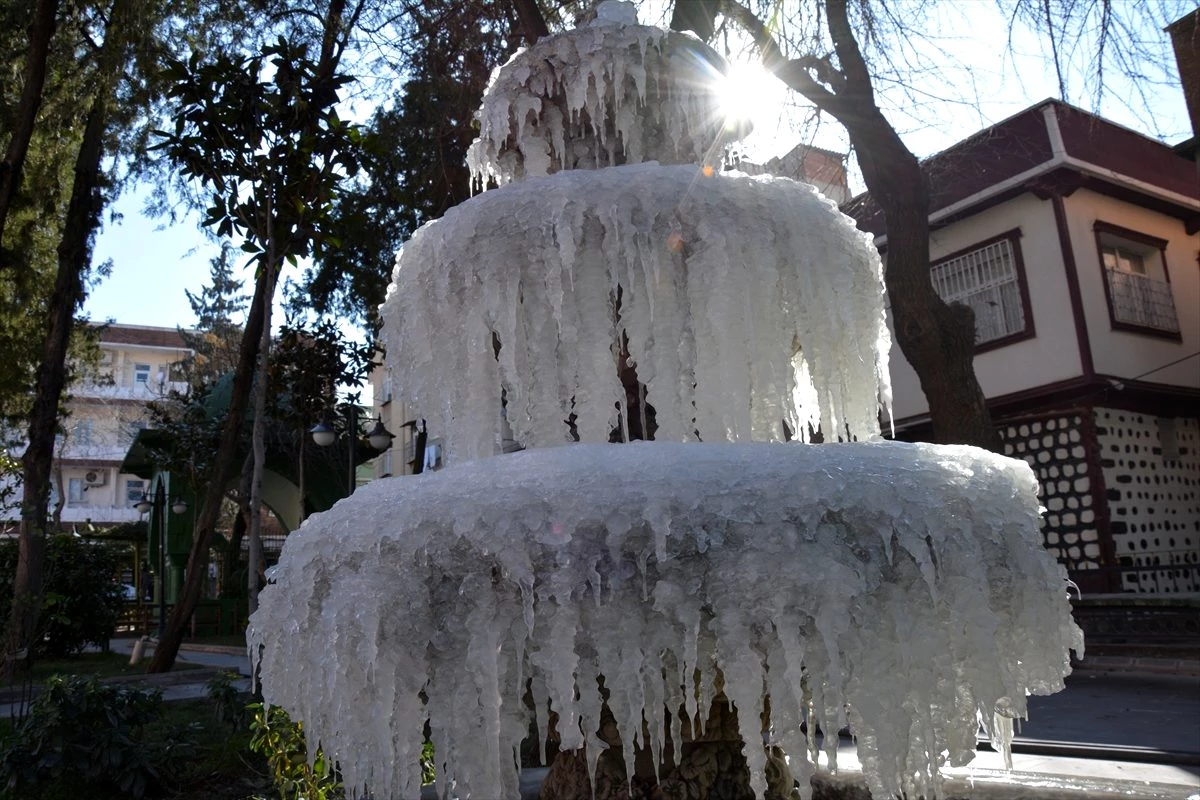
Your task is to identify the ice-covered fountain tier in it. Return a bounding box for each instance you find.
[249,4,1083,800]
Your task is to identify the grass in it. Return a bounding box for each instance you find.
[149,698,273,800]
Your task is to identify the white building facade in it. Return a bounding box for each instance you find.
[2,324,191,530]
[847,100,1200,594]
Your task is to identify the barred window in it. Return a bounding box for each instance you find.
[1094,222,1179,337]
[930,233,1029,346]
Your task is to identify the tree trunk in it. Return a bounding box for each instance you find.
[0,0,60,261]
[247,255,277,616]
[2,88,109,676]
[511,0,549,44]
[147,265,270,673]
[719,0,1001,451]
[818,0,1001,450]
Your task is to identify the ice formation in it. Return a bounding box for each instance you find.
[467,3,734,188]
[251,443,1082,800]
[249,3,1082,799]
[383,162,891,464]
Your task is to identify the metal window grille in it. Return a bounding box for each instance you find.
[930,238,1025,344]
[1105,268,1180,333]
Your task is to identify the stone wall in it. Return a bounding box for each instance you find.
[999,411,1107,575]
[1094,409,1200,593]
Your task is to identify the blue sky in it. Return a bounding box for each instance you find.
[82,2,1193,333]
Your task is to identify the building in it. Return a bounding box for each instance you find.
[1,323,192,530]
[845,99,1200,595]
[732,143,851,204]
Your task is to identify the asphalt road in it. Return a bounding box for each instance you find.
[1021,671,1200,754]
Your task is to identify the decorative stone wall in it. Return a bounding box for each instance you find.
[999,412,1106,574]
[1094,409,1200,593]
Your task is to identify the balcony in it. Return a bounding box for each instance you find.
[1105,268,1181,335]
[59,504,142,525]
[73,379,188,402]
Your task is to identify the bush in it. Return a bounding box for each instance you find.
[248,704,345,800]
[0,676,166,799]
[247,704,436,799]
[0,534,126,657]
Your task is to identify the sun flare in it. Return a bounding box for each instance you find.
[716,60,781,132]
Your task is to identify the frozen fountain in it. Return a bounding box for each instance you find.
[249,4,1083,799]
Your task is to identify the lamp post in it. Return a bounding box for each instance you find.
[311,405,394,495]
[135,481,187,641]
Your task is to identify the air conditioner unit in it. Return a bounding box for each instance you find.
[84,470,108,487]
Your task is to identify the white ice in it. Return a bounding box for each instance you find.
[249,442,1083,800]
[250,4,1082,799]
[382,163,892,464]
[466,3,733,188]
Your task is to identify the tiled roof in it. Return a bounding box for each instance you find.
[843,99,1200,238]
[93,324,190,349]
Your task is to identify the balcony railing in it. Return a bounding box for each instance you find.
[1106,268,1180,334]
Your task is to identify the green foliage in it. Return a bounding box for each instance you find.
[0,534,125,658]
[299,0,519,330]
[247,703,344,800]
[0,449,18,516]
[269,316,374,428]
[247,703,436,798]
[154,36,362,277]
[177,243,249,390]
[205,671,246,728]
[0,676,165,799]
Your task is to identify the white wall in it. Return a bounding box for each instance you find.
[1061,189,1200,389]
[889,194,1084,421]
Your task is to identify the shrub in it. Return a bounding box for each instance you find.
[247,704,436,799]
[206,671,247,728]
[0,676,165,799]
[0,534,126,657]
[247,704,345,800]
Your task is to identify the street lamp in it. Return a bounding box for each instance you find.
[135,483,188,641]
[310,405,394,495]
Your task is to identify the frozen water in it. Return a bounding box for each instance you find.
[467,3,734,188]
[382,163,892,464]
[249,442,1083,800]
[250,3,1082,799]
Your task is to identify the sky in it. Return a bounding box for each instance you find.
[82,0,1193,334]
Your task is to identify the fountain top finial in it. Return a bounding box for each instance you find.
[587,0,638,27]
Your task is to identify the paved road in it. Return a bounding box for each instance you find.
[1023,671,1200,754]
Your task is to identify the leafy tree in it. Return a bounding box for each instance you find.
[147,0,367,671]
[0,0,59,259]
[300,0,522,330]
[4,0,155,676]
[0,534,125,657]
[177,243,248,388]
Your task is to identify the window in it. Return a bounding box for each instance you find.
[1094,222,1179,337]
[1101,244,1146,276]
[133,363,151,385]
[73,419,94,446]
[67,477,85,506]
[929,230,1031,348]
[125,479,146,508]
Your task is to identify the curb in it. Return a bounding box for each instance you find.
[1072,655,1200,678]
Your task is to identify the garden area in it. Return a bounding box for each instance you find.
[0,533,357,799]
[0,665,348,800]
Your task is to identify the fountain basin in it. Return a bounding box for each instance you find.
[250,441,1082,800]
